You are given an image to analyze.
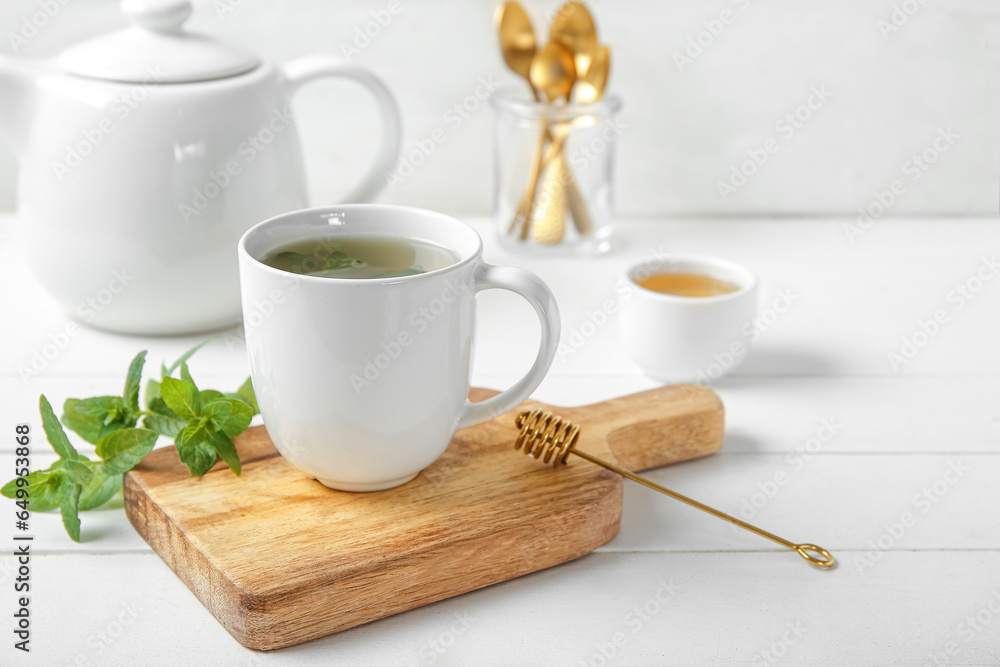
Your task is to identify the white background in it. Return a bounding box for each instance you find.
[0,0,997,216]
[0,2,999,666]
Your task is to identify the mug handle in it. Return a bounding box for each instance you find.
[281,55,402,204]
[455,264,561,431]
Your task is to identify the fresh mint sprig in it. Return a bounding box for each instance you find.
[1,343,258,541]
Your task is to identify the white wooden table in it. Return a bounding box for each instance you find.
[1,214,998,666]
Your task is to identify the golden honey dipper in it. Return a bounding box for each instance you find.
[514,408,835,569]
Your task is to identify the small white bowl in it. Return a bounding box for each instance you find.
[619,255,759,383]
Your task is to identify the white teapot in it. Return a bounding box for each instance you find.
[0,0,401,334]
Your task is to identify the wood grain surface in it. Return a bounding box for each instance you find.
[123,384,723,650]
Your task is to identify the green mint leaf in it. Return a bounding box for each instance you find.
[321,251,363,271]
[234,377,258,415]
[207,430,241,476]
[96,428,158,475]
[180,360,193,385]
[198,389,224,404]
[145,378,162,411]
[175,419,217,476]
[205,399,253,439]
[145,378,180,418]
[267,251,320,274]
[40,395,79,461]
[1,469,65,512]
[160,377,201,421]
[163,339,214,378]
[63,459,94,486]
[60,483,83,542]
[143,413,186,438]
[123,350,147,413]
[202,399,231,424]
[62,396,134,445]
[78,468,121,511]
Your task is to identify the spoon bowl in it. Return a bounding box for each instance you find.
[529,42,576,103]
[496,2,538,96]
[550,1,598,79]
[576,44,610,104]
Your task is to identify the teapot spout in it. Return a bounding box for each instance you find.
[0,55,37,158]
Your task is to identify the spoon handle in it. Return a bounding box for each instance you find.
[532,147,569,245]
[534,126,597,240]
[508,129,550,239]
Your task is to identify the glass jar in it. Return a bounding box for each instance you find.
[491,89,623,256]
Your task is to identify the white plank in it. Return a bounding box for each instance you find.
[472,375,1000,454]
[1,551,997,666]
[3,452,996,555]
[4,217,1000,379]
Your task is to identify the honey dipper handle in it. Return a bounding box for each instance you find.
[585,384,724,472]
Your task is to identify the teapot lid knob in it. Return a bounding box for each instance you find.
[121,0,192,33]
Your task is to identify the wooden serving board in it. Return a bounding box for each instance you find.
[123,384,724,651]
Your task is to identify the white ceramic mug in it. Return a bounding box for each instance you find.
[238,205,560,491]
[619,255,758,383]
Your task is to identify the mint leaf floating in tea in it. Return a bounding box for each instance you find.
[265,251,323,274]
[1,342,259,542]
[260,236,455,279]
[321,251,364,271]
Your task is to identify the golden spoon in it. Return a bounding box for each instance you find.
[496,1,539,101]
[528,41,576,243]
[562,44,610,238]
[496,2,551,239]
[576,43,609,105]
[536,5,605,241]
[551,2,598,85]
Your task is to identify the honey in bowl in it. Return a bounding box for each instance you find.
[636,272,741,297]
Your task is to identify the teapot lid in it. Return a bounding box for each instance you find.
[57,0,260,83]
